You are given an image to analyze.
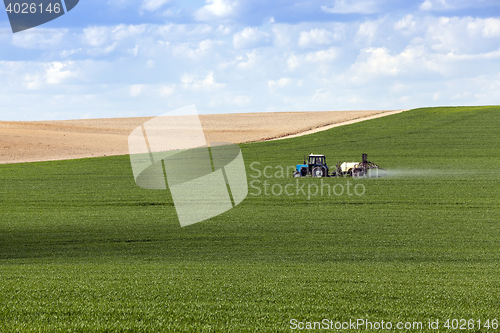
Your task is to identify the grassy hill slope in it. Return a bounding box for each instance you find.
[1,106,499,331]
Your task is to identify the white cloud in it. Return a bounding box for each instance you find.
[129,44,139,56]
[436,48,500,61]
[348,40,500,83]
[61,48,83,58]
[194,0,236,21]
[287,54,300,70]
[11,30,66,49]
[268,78,291,89]
[172,39,223,60]
[141,0,171,11]
[305,47,337,62]
[232,95,251,106]
[111,24,147,40]
[80,24,147,55]
[157,23,213,40]
[419,0,453,11]
[24,74,41,90]
[467,18,500,38]
[237,50,258,69]
[350,45,440,81]
[271,25,293,48]
[181,72,225,90]
[199,39,216,51]
[420,0,500,11]
[356,20,383,42]
[160,85,175,96]
[82,27,109,47]
[45,62,75,84]
[423,17,500,54]
[217,25,232,35]
[233,27,270,49]
[103,43,118,54]
[352,47,401,77]
[311,88,330,102]
[389,83,408,93]
[298,28,341,47]
[321,0,379,14]
[209,94,251,108]
[130,84,144,97]
[395,14,417,32]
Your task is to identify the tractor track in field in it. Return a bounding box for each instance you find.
[267,109,409,141]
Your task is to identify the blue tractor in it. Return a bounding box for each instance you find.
[293,154,330,177]
[293,153,383,178]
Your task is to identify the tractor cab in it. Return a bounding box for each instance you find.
[308,155,326,166]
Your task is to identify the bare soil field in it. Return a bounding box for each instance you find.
[0,110,405,164]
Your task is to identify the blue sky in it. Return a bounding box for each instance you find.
[1,0,499,120]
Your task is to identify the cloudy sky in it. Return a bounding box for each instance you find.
[1,0,499,120]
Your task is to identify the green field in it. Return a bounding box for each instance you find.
[1,106,500,332]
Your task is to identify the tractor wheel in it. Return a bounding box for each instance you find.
[352,168,364,177]
[293,171,301,178]
[312,166,325,177]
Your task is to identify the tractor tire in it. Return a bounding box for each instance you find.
[312,166,326,177]
[352,168,364,177]
[293,171,301,178]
